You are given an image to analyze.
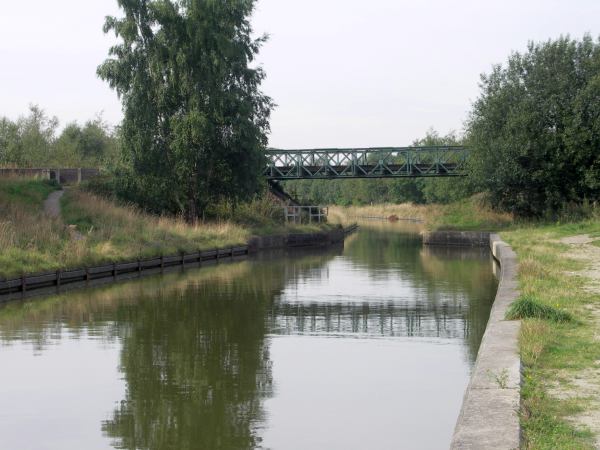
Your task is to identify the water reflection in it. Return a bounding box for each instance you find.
[101,278,274,450]
[0,224,497,450]
[268,226,496,363]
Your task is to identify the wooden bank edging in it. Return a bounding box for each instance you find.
[0,246,250,300]
[0,225,357,302]
[425,232,521,449]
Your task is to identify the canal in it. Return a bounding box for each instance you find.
[0,224,497,450]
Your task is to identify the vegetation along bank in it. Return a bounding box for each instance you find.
[0,177,337,281]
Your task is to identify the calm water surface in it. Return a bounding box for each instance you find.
[0,224,497,450]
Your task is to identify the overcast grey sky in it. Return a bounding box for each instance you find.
[1,0,599,148]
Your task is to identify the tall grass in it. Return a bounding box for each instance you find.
[0,180,248,278]
[58,190,252,266]
[0,178,66,277]
[0,178,332,278]
[506,295,573,322]
[328,203,430,224]
[329,195,513,231]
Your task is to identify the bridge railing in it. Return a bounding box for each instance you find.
[284,205,328,224]
[264,146,468,180]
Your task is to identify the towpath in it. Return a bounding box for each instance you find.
[43,189,64,218]
[558,234,600,448]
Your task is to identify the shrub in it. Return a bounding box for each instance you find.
[506,295,572,322]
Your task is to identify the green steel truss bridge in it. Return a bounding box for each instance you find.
[264,146,468,180]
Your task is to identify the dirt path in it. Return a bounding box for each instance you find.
[558,234,600,448]
[43,189,64,217]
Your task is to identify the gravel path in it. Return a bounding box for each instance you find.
[558,234,600,448]
[43,190,65,217]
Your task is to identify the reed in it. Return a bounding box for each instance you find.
[329,195,513,231]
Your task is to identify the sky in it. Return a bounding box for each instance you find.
[1,0,599,148]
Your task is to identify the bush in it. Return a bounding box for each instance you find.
[206,195,284,227]
[506,295,572,322]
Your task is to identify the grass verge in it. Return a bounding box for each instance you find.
[502,222,600,449]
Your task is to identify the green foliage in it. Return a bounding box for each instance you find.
[0,105,57,166]
[206,194,284,227]
[506,295,573,322]
[429,194,514,231]
[284,178,425,206]
[468,35,600,217]
[0,106,118,168]
[97,0,272,220]
[0,178,58,206]
[53,118,120,167]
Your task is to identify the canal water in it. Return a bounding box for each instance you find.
[0,224,497,450]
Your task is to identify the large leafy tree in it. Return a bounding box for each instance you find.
[98,0,272,219]
[468,35,600,217]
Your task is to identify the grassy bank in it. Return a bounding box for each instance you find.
[501,222,600,449]
[329,194,513,231]
[0,178,331,279]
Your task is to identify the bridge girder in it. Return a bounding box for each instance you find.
[264,146,468,180]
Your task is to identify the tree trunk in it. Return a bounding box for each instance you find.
[186,172,199,224]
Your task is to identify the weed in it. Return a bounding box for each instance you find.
[519,319,550,366]
[506,295,573,322]
[487,368,510,388]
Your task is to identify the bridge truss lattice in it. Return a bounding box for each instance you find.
[264,146,468,180]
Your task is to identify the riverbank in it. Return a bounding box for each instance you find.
[332,201,600,449]
[501,223,600,449]
[0,178,335,280]
[329,195,513,231]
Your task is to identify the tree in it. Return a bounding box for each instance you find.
[0,106,57,167]
[468,35,600,217]
[98,0,273,220]
[0,106,118,168]
[53,118,118,167]
[0,118,21,166]
[411,129,475,204]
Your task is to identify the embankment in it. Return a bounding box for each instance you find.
[0,226,357,302]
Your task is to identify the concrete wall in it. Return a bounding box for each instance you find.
[0,168,100,184]
[422,230,491,247]
[450,234,521,449]
[248,228,346,253]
